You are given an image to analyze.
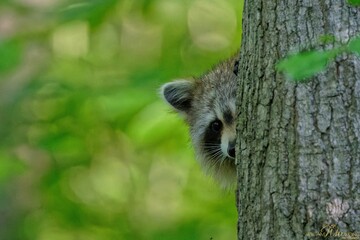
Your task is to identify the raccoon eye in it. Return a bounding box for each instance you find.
[210,120,222,133]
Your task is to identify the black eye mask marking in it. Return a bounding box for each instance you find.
[203,119,222,156]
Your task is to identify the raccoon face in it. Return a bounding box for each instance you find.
[161,68,237,188]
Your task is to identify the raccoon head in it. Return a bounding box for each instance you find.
[161,63,237,188]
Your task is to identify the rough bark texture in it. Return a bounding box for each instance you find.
[236,0,360,239]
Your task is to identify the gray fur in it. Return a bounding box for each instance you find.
[161,58,238,188]
[161,80,194,113]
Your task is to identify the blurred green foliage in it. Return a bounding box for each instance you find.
[277,49,337,81]
[348,0,360,6]
[0,0,243,239]
[277,35,360,81]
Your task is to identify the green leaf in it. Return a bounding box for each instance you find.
[277,50,336,81]
[0,40,22,74]
[348,0,360,6]
[348,37,360,55]
[59,0,118,26]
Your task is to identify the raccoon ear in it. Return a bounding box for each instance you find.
[160,80,194,113]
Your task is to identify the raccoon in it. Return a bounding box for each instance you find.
[160,57,238,188]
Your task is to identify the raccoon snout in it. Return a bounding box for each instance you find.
[227,141,236,159]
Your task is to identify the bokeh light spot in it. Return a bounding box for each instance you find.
[188,0,237,51]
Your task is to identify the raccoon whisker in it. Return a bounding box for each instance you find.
[203,147,221,151]
[211,156,224,169]
[205,148,222,153]
[208,152,223,161]
[208,150,225,164]
[203,147,223,158]
[203,147,222,152]
[215,153,225,164]
[206,152,223,165]
[207,147,222,155]
[206,157,219,170]
[204,146,222,153]
[219,155,228,167]
[203,144,220,148]
[201,143,221,147]
[215,153,229,168]
[213,153,224,161]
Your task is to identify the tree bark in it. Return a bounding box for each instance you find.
[236,0,360,239]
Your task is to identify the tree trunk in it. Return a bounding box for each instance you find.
[236,0,360,239]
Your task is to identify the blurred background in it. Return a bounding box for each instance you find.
[0,0,243,239]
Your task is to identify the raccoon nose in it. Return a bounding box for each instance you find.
[227,141,236,159]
